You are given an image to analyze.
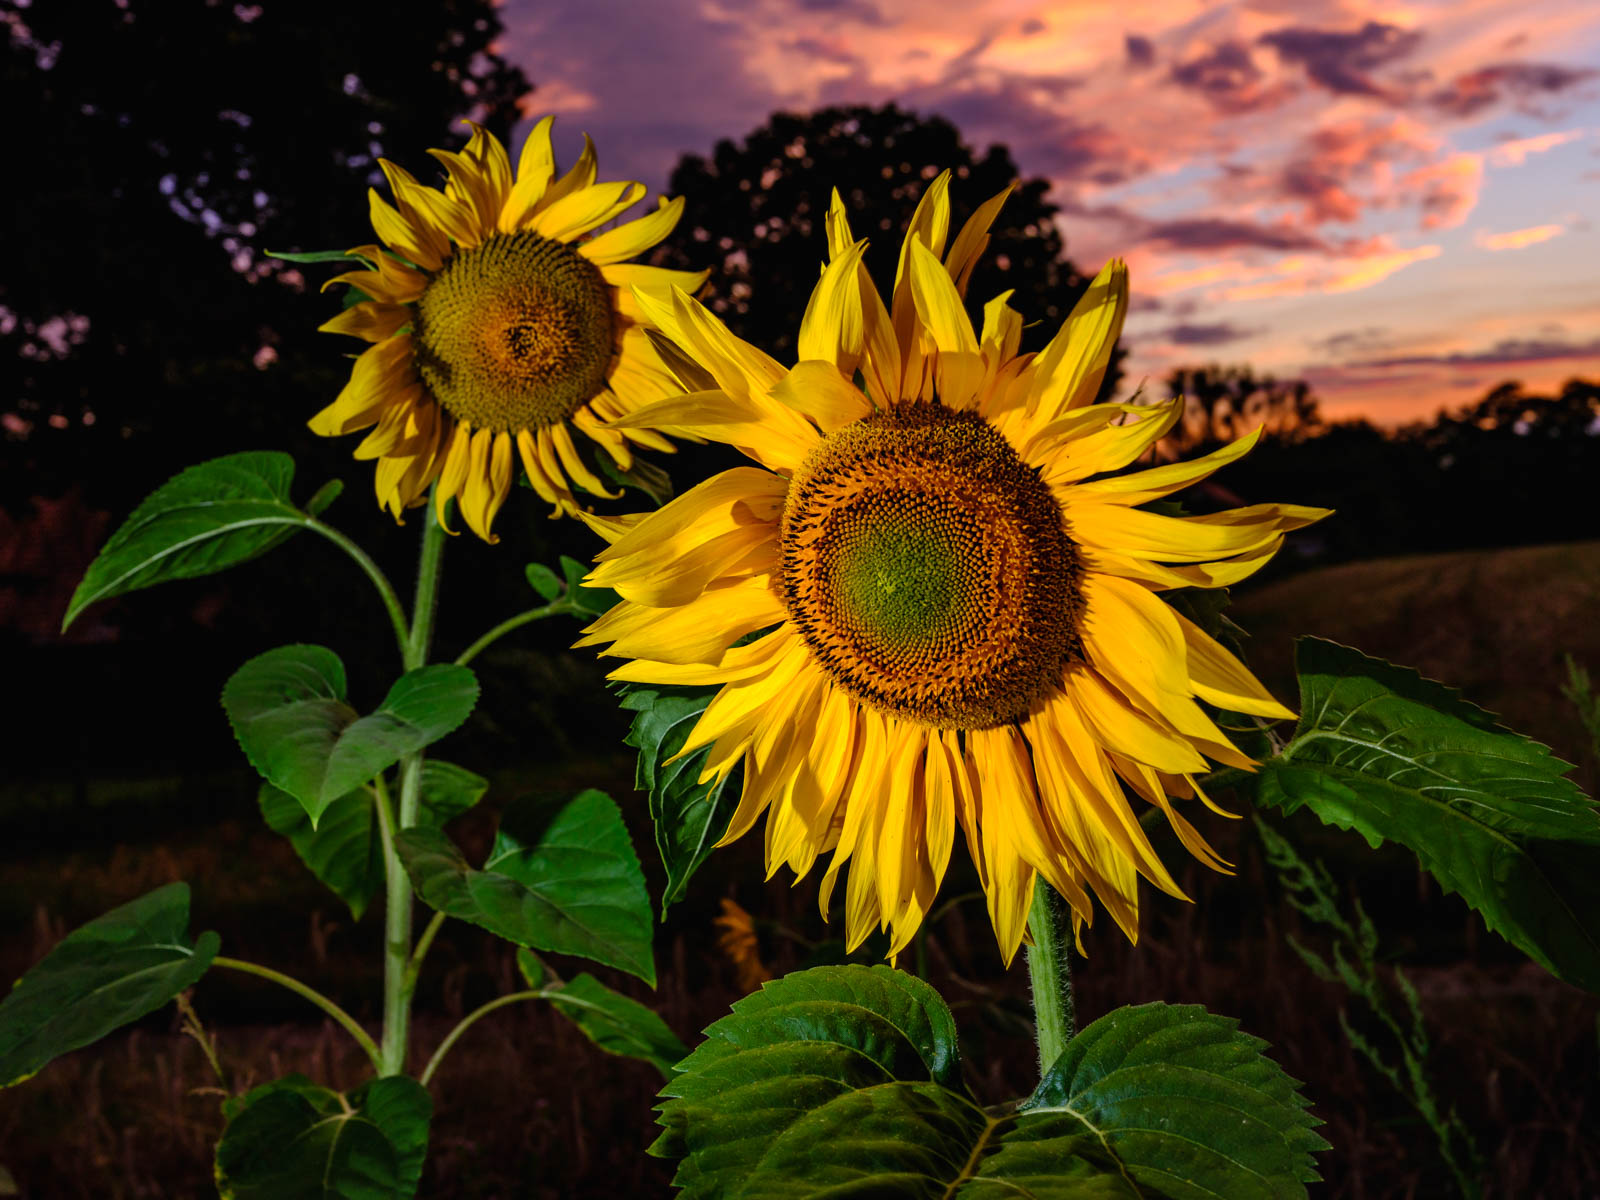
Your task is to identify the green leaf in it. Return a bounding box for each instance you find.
[396,790,656,984]
[63,452,340,630]
[258,763,486,921]
[515,951,686,1078]
[653,966,1324,1199]
[526,562,563,602]
[259,784,383,921]
[1260,638,1600,992]
[558,554,619,618]
[223,646,479,825]
[418,760,489,823]
[0,883,218,1087]
[524,556,618,617]
[215,1074,431,1199]
[621,684,737,916]
[1019,1003,1327,1198]
[265,248,375,265]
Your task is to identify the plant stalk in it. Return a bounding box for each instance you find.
[213,955,382,1071]
[379,498,447,1076]
[1025,878,1074,1079]
[454,603,562,667]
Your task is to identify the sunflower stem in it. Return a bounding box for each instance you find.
[379,498,448,1076]
[213,956,382,1072]
[303,517,411,661]
[454,602,564,667]
[1025,878,1074,1079]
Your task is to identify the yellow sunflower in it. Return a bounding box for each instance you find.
[579,173,1329,962]
[309,118,706,540]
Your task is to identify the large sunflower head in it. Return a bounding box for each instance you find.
[310,117,706,541]
[579,172,1329,962]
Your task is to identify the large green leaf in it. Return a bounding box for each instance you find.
[63,452,339,630]
[653,966,1324,1199]
[259,762,488,921]
[396,790,655,984]
[0,883,218,1087]
[1258,638,1600,993]
[214,1074,431,1199]
[621,684,737,916]
[517,950,686,1078]
[223,645,479,826]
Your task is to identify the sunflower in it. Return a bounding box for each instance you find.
[579,173,1329,962]
[309,118,706,540]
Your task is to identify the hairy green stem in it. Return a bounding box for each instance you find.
[379,498,447,1076]
[418,990,542,1087]
[454,603,562,667]
[1025,879,1074,1079]
[213,955,382,1071]
[303,517,410,661]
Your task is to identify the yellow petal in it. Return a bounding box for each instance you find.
[318,301,409,343]
[1172,608,1297,719]
[945,185,1012,295]
[1069,425,1262,505]
[797,240,867,375]
[498,115,556,232]
[527,179,644,241]
[1027,259,1129,420]
[769,362,872,434]
[581,196,688,265]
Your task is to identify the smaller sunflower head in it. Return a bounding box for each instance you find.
[309,117,707,542]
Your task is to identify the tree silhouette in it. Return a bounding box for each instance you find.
[653,103,1103,368]
[1,0,529,508]
[1162,364,1324,454]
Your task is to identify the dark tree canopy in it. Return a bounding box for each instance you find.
[1,0,529,507]
[1163,364,1325,453]
[654,103,1095,365]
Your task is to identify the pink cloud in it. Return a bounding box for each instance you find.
[1487,127,1585,165]
[1401,153,1483,229]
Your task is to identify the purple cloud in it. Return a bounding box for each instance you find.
[1161,321,1261,345]
[1429,61,1600,117]
[1125,34,1155,71]
[1259,21,1422,98]
[1168,41,1278,113]
[1352,335,1600,368]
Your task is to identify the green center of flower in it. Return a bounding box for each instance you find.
[780,403,1082,729]
[413,232,616,433]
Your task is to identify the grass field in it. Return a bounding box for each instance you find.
[2,542,1597,1198]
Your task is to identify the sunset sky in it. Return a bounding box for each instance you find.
[496,0,1600,424]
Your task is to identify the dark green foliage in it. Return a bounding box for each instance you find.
[214,1074,431,1199]
[1257,638,1600,992]
[222,645,479,825]
[396,790,656,984]
[258,761,485,920]
[517,950,688,1078]
[620,684,737,915]
[0,883,218,1087]
[654,965,1324,1198]
[62,452,338,629]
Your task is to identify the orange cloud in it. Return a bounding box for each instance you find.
[1487,128,1585,166]
[1474,224,1566,251]
[1325,244,1442,291]
[1402,153,1483,230]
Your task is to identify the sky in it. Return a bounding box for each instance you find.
[493,0,1600,425]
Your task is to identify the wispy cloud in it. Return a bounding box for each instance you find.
[1475,223,1566,250]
